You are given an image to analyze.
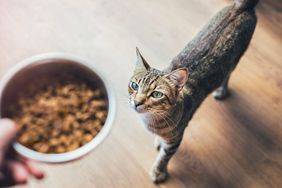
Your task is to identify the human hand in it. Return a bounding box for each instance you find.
[0,119,44,187]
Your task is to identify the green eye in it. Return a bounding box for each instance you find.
[131,82,139,91]
[151,91,163,98]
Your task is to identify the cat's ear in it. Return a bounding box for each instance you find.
[165,68,188,89]
[135,47,150,73]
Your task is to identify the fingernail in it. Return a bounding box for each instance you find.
[18,179,27,185]
[37,172,44,179]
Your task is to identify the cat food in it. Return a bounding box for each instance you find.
[12,81,108,153]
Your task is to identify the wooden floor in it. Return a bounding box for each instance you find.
[0,0,281,187]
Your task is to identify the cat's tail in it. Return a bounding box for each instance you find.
[234,0,259,10]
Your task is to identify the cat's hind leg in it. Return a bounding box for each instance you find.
[213,74,230,100]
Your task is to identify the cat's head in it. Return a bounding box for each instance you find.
[128,48,188,114]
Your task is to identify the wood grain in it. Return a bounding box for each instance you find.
[0,0,281,187]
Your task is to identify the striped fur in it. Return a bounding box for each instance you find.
[128,0,258,183]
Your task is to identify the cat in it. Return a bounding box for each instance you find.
[128,0,258,183]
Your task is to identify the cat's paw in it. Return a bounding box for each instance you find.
[150,168,168,183]
[154,137,162,151]
[213,87,228,100]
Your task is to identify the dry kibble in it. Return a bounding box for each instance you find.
[51,130,60,137]
[72,121,80,129]
[18,134,30,145]
[90,129,98,137]
[12,80,108,153]
[92,90,101,97]
[59,135,68,144]
[82,134,93,145]
[95,111,106,120]
[34,143,49,153]
[67,142,79,151]
[93,121,102,131]
[74,130,83,138]
[49,138,59,146]
[91,100,106,108]
[62,121,71,132]
[55,146,66,153]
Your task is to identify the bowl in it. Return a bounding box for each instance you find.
[0,53,116,163]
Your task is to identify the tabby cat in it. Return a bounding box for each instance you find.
[128,0,258,183]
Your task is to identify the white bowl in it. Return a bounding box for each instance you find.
[0,53,116,163]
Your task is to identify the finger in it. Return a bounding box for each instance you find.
[6,150,45,180]
[22,159,44,179]
[7,160,28,184]
[0,119,17,151]
[9,152,45,180]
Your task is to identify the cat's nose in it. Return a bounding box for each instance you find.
[134,100,143,109]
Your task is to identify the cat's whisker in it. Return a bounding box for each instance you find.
[157,113,174,128]
[154,111,176,127]
[147,111,174,129]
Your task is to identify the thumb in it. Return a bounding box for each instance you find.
[0,119,17,151]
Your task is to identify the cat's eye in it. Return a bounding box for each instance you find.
[151,91,163,98]
[130,82,139,91]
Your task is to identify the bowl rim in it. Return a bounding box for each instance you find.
[0,52,116,163]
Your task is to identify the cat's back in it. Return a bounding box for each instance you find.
[168,1,258,94]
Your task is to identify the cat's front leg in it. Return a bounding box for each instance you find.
[154,136,162,151]
[150,137,182,183]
